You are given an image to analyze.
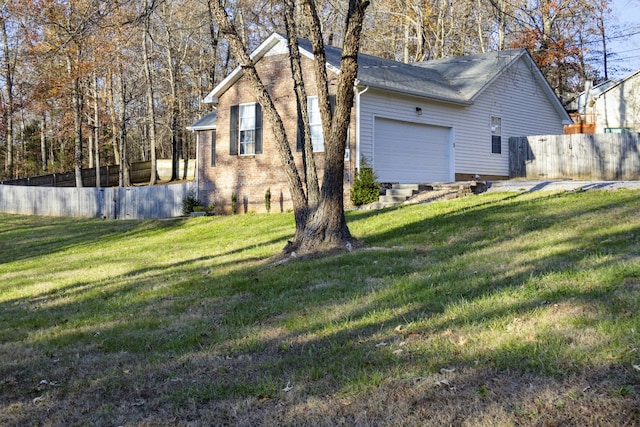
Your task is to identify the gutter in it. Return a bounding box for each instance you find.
[356,80,473,107]
[355,81,369,172]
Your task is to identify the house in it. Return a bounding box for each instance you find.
[190,33,570,213]
[572,70,640,134]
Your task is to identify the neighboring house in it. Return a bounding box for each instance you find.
[189,33,570,213]
[573,70,640,134]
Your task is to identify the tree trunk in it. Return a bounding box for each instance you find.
[163,31,180,182]
[40,112,47,172]
[68,55,83,188]
[93,72,101,187]
[117,70,130,187]
[107,72,121,165]
[296,0,369,253]
[284,1,321,210]
[1,16,13,178]
[210,0,309,234]
[206,0,220,88]
[143,25,158,185]
[210,0,369,255]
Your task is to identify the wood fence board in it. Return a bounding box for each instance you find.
[509,134,640,180]
[0,183,195,219]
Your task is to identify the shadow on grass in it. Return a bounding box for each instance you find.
[1,191,639,425]
[0,215,189,265]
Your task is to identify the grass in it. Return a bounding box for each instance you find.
[1,189,639,426]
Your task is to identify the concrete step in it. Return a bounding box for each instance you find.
[386,188,416,197]
[368,181,487,210]
[378,194,410,203]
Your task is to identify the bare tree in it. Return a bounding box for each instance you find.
[1,7,14,178]
[142,0,158,185]
[210,0,370,253]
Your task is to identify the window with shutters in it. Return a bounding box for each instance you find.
[230,103,262,156]
[239,103,256,155]
[491,116,502,154]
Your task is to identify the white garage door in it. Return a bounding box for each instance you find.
[373,118,451,183]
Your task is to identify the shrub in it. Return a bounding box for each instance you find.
[265,188,272,213]
[182,191,202,215]
[351,159,380,206]
[231,193,238,215]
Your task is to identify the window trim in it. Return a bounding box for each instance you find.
[230,102,262,156]
[239,102,257,156]
[307,96,324,153]
[297,95,336,153]
[491,116,502,154]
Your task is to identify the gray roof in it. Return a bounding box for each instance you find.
[296,38,526,104]
[187,110,217,130]
[297,39,463,103]
[414,49,525,101]
[204,33,567,121]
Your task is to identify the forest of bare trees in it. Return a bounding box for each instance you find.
[0,0,634,184]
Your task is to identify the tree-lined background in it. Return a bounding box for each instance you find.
[0,0,635,184]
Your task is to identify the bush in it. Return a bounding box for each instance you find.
[182,191,202,215]
[231,193,238,215]
[265,188,271,213]
[351,159,380,206]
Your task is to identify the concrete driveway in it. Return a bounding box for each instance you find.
[485,180,640,193]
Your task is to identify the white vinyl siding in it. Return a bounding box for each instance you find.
[594,75,640,133]
[358,57,565,178]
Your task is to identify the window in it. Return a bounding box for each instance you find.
[491,116,502,154]
[239,104,256,155]
[297,95,336,153]
[230,103,262,155]
[308,96,324,152]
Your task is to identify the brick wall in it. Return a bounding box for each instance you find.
[198,52,355,214]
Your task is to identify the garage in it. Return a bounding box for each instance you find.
[373,117,452,183]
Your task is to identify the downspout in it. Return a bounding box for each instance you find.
[194,131,200,201]
[355,81,369,173]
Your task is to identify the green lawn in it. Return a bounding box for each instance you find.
[1,189,639,426]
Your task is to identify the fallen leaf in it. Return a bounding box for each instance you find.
[435,379,451,387]
[375,342,388,348]
[282,382,293,392]
[33,395,45,404]
[440,368,455,374]
[633,365,640,371]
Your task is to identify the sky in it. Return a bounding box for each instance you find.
[606,0,640,79]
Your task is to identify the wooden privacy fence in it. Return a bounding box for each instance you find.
[510,133,640,180]
[0,182,195,219]
[0,161,153,187]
